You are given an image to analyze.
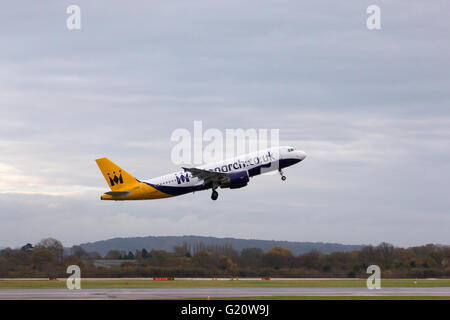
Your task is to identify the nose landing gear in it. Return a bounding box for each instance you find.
[279,169,286,181]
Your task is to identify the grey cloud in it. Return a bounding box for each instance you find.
[0,1,449,248]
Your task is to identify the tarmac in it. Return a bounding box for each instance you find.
[0,287,449,300]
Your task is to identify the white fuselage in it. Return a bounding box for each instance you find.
[145,146,307,190]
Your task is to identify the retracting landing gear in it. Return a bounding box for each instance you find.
[211,183,219,201]
[279,169,286,181]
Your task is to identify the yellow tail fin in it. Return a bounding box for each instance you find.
[95,158,139,191]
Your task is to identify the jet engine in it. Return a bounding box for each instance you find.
[221,171,250,189]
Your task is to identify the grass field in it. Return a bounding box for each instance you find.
[1,279,450,290]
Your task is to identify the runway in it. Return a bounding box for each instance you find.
[0,287,449,300]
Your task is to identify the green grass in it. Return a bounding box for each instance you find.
[0,279,450,290]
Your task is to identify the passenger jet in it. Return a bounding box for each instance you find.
[96,146,307,201]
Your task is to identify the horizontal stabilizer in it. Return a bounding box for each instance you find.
[105,190,130,197]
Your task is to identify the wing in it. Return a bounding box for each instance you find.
[183,167,228,185]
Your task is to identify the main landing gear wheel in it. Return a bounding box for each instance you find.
[281,175,286,181]
[211,190,219,201]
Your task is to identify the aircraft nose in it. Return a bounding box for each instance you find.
[297,150,307,160]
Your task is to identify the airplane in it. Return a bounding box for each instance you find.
[96,146,307,201]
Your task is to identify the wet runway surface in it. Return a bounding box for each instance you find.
[0,287,449,299]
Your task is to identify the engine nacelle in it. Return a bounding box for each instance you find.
[221,171,250,189]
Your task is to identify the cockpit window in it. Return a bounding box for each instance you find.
[288,148,294,152]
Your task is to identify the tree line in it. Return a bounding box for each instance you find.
[0,238,449,278]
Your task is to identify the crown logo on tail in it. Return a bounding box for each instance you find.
[108,170,124,186]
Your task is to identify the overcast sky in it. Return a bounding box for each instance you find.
[0,1,449,248]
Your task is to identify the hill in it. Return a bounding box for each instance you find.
[78,235,363,256]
